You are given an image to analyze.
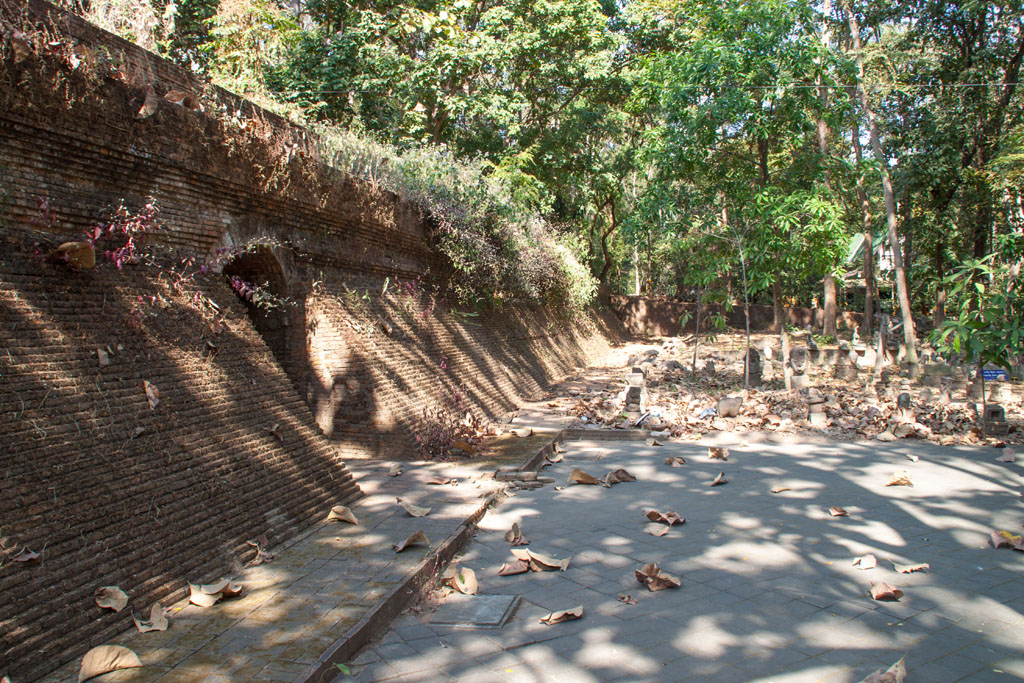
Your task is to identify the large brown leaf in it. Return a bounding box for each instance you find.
[442,565,479,595]
[645,510,684,526]
[829,506,849,517]
[95,586,128,612]
[539,605,583,625]
[567,469,602,486]
[511,548,570,571]
[601,468,637,486]
[709,472,728,487]
[852,554,877,570]
[498,559,530,575]
[393,530,429,553]
[327,505,358,524]
[132,603,169,633]
[635,563,681,591]
[79,645,142,682]
[869,581,903,601]
[397,497,431,517]
[860,655,907,683]
[504,522,529,546]
[664,456,686,467]
[708,447,729,460]
[990,530,1024,550]
[891,561,930,574]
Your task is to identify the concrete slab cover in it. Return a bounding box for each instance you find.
[429,594,519,628]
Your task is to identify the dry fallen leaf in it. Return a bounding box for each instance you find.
[886,470,914,487]
[143,380,159,410]
[504,522,529,546]
[891,561,930,574]
[771,486,791,493]
[397,497,431,517]
[388,464,403,477]
[442,565,479,595]
[512,428,533,438]
[326,505,358,524]
[95,586,129,612]
[511,548,570,572]
[426,476,454,485]
[852,554,877,570]
[906,454,920,463]
[163,89,189,106]
[990,529,1024,550]
[393,530,430,553]
[646,524,670,537]
[567,469,602,486]
[539,605,583,625]
[498,559,530,575]
[709,472,728,487]
[869,581,903,601]
[136,86,160,119]
[645,510,684,526]
[635,563,681,591]
[708,447,729,460]
[664,456,686,467]
[78,645,143,682]
[132,603,168,633]
[188,582,220,607]
[829,506,849,517]
[246,537,274,566]
[617,594,637,605]
[13,547,39,562]
[645,438,663,446]
[860,655,907,683]
[601,468,637,486]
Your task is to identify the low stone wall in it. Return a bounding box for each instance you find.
[610,295,863,337]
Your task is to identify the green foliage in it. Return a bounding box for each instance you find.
[931,234,1024,371]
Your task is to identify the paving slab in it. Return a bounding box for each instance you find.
[343,435,1024,682]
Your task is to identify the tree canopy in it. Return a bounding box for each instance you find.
[70,0,1024,339]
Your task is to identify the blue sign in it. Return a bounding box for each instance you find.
[983,368,1008,381]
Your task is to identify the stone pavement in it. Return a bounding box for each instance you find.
[343,435,1024,682]
[38,460,504,683]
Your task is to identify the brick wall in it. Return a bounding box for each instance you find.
[0,3,623,679]
[611,295,863,337]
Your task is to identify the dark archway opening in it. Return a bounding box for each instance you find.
[223,246,290,369]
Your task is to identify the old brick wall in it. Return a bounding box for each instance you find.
[611,295,863,337]
[0,252,363,681]
[0,3,623,679]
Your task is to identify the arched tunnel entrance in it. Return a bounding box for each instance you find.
[223,246,291,369]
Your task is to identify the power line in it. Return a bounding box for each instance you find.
[263,82,1020,96]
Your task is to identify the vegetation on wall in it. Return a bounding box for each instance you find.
[50,0,1024,342]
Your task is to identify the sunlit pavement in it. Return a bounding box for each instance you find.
[343,437,1024,682]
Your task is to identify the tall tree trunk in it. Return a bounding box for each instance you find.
[633,242,641,295]
[817,0,838,339]
[933,241,946,329]
[850,118,876,335]
[824,273,837,338]
[844,0,919,373]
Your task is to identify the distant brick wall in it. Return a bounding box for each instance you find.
[610,295,863,337]
[0,3,623,679]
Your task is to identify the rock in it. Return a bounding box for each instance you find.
[717,396,743,418]
[893,423,918,439]
[808,412,828,427]
[876,430,897,442]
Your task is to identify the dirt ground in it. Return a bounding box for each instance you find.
[531,332,1022,451]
